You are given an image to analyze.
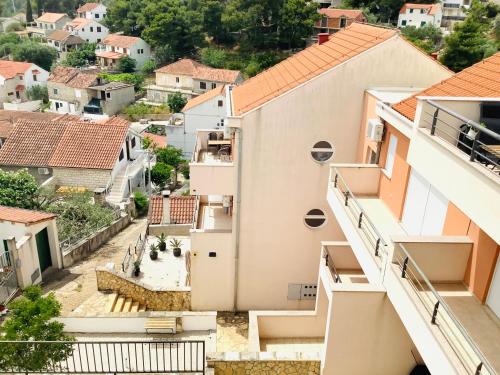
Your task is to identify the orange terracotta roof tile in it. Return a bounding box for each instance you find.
[156,59,241,83]
[77,2,100,13]
[170,196,196,224]
[400,3,441,15]
[96,51,125,59]
[0,119,128,170]
[102,34,141,48]
[47,29,72,41]
[0,61,34,80]
[183,85,225,111]
[231,23,397,115]
[66,17,93,30]
[149,195,163,224]
[36,12,67,23]
[49,66,100,89]
[319,8,365,20]
[0,206,56,225]
[393,52,500,120]
[143,132,166,148]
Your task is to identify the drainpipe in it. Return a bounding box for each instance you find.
[233,126,243,312]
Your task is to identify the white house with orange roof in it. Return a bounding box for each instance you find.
[76,2,107,21]
[64,17,109,43]
[28,12,72,37]
[0,206,61,301]
[0,61,49,109]
[187,23,453,313]
[147,59,242,102]
[96,34,152,69]
[397,3,442,28]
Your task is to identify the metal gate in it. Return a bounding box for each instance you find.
[0,341,206,374]
[0,251,17,304]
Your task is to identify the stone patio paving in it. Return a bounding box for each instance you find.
[216,312,249,352]
[43,218,147,316]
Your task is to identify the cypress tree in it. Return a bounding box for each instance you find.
[26,0,34,23]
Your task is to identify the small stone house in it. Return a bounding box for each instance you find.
[46,30,85,59]
[29,12,72,37]
[48,66,134,117]
[76,2,107,21]
[147,59,242,103]
[0,206,61,297]
[0,61,50,109]
[314,8,367,35]
[0,117,143,199]
[96,34,152,69]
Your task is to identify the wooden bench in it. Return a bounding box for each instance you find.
[145,317,176,334]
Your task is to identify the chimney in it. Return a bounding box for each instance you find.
[162,190,171,224]
[318,33,329,45]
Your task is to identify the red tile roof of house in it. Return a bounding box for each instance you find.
[149,195,163,224]
[77,2,101,13]
[0,206,56,225]
[0,110,76,139]
[47,29,72,41]
[49,66,100,89]
[66,17,93,30]
[102,34,141,48]
[393,52,500,120]
[156,59,241,83]
[95,51,125,60]
[0,119,129,170]
[399,3,441,15]
[143,132,167,148]
[319,8,365,19]
[36,12,67,23]
[231,23,397,115]
[183,85,225,112]
[0,61,34,80]
[170,196,196,224]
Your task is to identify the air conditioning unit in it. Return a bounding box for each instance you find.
[366,119,384,142]
[38,167,50,175]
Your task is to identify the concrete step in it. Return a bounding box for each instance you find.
[138,305,146,312]
[105,293,118,313]
[130,301,139,312]
[122,298,132,312]
[114,296,125,312]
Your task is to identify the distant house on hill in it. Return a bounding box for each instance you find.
[314,8,367,36]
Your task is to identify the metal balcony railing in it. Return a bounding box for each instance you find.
[0,340,206,374]
[322,247,342,283]
[331,168,388,266]
[393,244,495,375]
[422,100,500,176]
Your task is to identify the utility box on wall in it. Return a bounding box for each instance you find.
[287,283,318,301]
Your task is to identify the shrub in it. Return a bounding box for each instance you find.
[62,43,96,67]
[26,85,49,103]
[5,22,24,32]
[134,191,149,216]
[151,162,173,188]
[200,47,227,68]
[167,92,188,113]
[141,59,157,75]
[122,103,170,119]
[0,169,39,209]
[99,72,144,90]
[180,163,190,180]
[118,56,137,73]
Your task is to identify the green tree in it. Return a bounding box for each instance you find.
[167,92,187,113]
[104,0,145,36]
[200,47,227,68]
[140,0,205,58]
[26,0,33,22]
[36,0,42,16]
[0,286,74,372]
[155,145,185,169]
[11,41,57,71]
[141,59,157,74]
[150,162,173,187]
[440,0,497,72]
[62,42,96,67]
[133,191,148,215]
[0,169,39,209]
[198,0,231,44]
[26,84,49,103]
[401,25,443,53]
[278,0,318,48]
[118,55,137,73]
[0,33,20,57]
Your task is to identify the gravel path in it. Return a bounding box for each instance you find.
[43,218,148,316]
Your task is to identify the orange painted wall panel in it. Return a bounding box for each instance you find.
[443,202,500,302]
[378,124,411,220]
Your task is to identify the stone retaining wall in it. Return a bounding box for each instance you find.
[62,214,131,268]
[207,352,320,375]
[96,268,191,311]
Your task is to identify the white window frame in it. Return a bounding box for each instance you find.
[383,134,398,178]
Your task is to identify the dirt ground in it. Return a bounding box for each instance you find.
[43,218,147,316]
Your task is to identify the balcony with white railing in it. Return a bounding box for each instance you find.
[328,164,499,375]
[189,130,235,196]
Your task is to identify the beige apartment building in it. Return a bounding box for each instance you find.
[188,22,454,312]
[210,53,500,375]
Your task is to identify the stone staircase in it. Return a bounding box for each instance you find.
[106,170,128,205]
[106,292,147,313]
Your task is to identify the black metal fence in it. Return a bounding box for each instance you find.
[0,340,205,374]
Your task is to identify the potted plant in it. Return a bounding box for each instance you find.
[170,238,182,257]
[149,244,159,260]
[158,233,167,252]
[133,261,141,277]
